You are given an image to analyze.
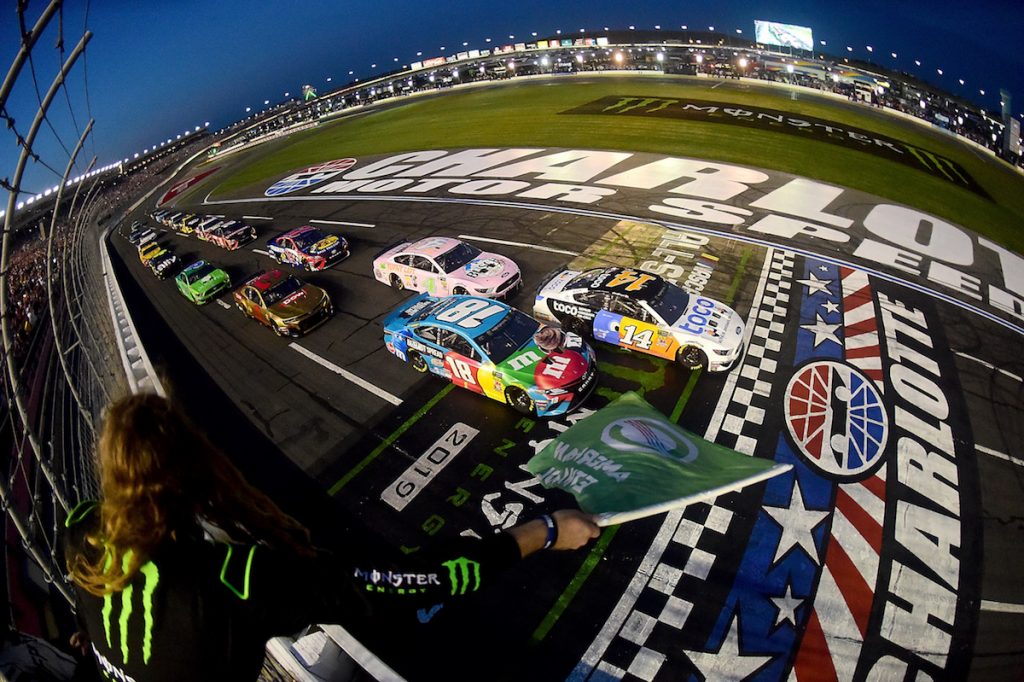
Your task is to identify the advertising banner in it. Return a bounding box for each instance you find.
[754,20,814,51]
[526,392,790,525]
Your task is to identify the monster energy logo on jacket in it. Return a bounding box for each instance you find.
[441,556,480,595]
[101,552,160,667]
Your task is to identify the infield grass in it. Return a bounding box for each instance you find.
[210,76,1024,254]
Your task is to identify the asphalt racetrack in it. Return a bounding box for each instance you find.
[109,77,1024,681]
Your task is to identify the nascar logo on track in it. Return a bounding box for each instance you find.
[264,158,357,197]
[784,360,888,480]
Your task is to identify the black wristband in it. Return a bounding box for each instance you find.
[541,514,558,550]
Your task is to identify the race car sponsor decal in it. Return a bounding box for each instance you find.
[463,258,503,278]
[311,236,340,253]
[548,298,596,321]
[563,96,986,196]
[264,158,357,197]
[284,149,1022,330]
[159,167,220,206]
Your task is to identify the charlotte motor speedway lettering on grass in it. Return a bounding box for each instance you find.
[260,148,1023,331]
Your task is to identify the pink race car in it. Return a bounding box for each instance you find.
[373,237,521,298]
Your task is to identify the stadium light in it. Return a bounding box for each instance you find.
[349,70,354,75]
[914,59,921,66]
[614,52,624,64]
[937,69,943,75]
[958,116,964,125]
[656,52,664,62]
[959,79,965,85]
[866,45,873,52]
[510,35,515,39]
[738,57,748,68]
[556,30,561,35]
[416,51,422,56]
[820,40,826,46]
[540,57,549,66]
[486,37,492,42]
[847,46,853,52]
[629,25,635,30]
[264,100,270,105]
[453,69,460,78]
[479,65,485,74]
[285,92,290,97]
[786,64,795,73]
[462,42,468,46]
[735,29,742,34]
[429,74,435,82]
[920,99,926,109]
[133,153,139,158]
[831,73,839,83]
[708,26,714,31]
[891,52,897,59]
[204,121,210,127]
[393,57,398,62]
[980,89,986,95]
[531,32,537,37]
[576,54,584,64]
[681,25,687,30]
[246,107,251,112]
[695,54,703,64]
[327,77,332,82]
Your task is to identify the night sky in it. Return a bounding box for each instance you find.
[2,0,1021,198]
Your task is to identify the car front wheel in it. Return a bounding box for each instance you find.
[677,345,708,370]
[505,386,535,415]
[564,315,590,338]
[390,274,404,292]
[410,351,428,373]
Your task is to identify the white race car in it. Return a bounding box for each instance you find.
[534,266,745,372]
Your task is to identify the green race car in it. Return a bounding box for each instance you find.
[175,260,230,304]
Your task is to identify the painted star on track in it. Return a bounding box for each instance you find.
[763,479,829,566]
[800,313,842,347]
[683,614,773,681]
[797,271,833,296]
[771,583,804,627]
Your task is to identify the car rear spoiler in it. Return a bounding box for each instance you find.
[373,239,409,260]
[241,270,266,287]
[534,268,564,297]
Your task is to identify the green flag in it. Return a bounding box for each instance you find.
[526,392,790,526]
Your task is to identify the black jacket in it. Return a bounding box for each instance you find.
[62,501,520,681]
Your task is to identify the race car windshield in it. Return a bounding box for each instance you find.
[263,277,304,305]
[292,231,323,249]
[436,242,482,273]
[566,269,608,290]
[188,264,215,281]
[650,283,691,323]
[475,309,542,363]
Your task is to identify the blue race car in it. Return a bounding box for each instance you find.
[383,294,597,417]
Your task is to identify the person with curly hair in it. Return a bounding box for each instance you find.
[63,393,599,681]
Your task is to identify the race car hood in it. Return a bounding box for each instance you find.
[305,234,347,256]
[268,285,328,319]
[673,298,743,343]
[498,332,592,391]
[191,271,228,293]
[450,252,518,288]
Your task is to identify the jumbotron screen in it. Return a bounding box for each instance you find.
[754,20,814,51]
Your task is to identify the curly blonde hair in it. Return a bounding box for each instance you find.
[69,393,312,596]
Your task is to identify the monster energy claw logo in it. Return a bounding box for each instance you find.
[441,556,481,595]
[102,560,160,666]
